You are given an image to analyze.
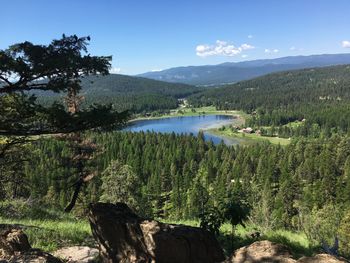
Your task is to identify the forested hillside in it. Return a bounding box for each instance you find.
[37,74,204,113]
[3,131,350,255]
[189,65,350,137]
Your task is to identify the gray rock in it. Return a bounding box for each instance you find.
[226,240,296,263]
[53,246,99,262]
[297,254,348,263]
[0,226,62,263]
[226,240,349,263]
[88,202,225,263]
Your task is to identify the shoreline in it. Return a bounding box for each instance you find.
[128,106,246,124]
[129,113,241,124]
[127,106,289,146]
[208,127,291,146]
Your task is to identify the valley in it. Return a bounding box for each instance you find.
[2,32,350,262]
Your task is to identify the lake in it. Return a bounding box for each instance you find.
[124,115,240,145]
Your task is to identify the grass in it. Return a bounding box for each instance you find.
[220,224,316,258]
[163,220,317,258]
[1,214,316,257]
[1,199,315,258]
[262,229,316,258]
[208,127,291,146]
[0,200,93,252]
[0,217,92,252]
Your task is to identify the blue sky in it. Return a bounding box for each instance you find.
[1,0,350,74]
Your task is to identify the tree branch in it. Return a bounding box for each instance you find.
[0,76,13,86]
[64,178,84,212]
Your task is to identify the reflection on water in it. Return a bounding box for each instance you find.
[123,115,240,145]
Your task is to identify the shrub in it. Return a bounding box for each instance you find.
[338,209,350,257]
[100,160,140,211]
[0,199,68,220]
[199,206,224,236]
[300,203,342,247]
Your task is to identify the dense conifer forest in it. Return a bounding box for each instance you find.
[2,131,349,255]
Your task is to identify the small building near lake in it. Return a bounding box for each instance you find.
[239,127,254,134]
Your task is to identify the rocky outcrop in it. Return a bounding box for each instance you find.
[1,250,64,263]
[53,246,99,263]
[227,240,349,263]
[0,225,62,263]
[88,202,225,263]
[0,228,31,256]
[297,254,348,263]
[227,240,296,263]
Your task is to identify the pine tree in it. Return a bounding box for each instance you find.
[100,160,139,210]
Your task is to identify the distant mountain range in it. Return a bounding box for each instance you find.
[138,53,350,85]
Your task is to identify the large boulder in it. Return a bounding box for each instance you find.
[227,240,349,263]
[227,240,296,263]
[0,228,31,256]
[0,225,62,263]
[88,202,225,263]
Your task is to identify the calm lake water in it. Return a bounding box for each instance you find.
[124,115,240,145]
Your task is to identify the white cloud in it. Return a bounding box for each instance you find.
[265,48,279,54]
[196,40,255,57]
[248,35,253,39]
[290,46,304,51]
[110,67,121,74]
[241,43,254,50]
[151,69,163,72]
[342,40,350,48]
[241,54,248,58]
